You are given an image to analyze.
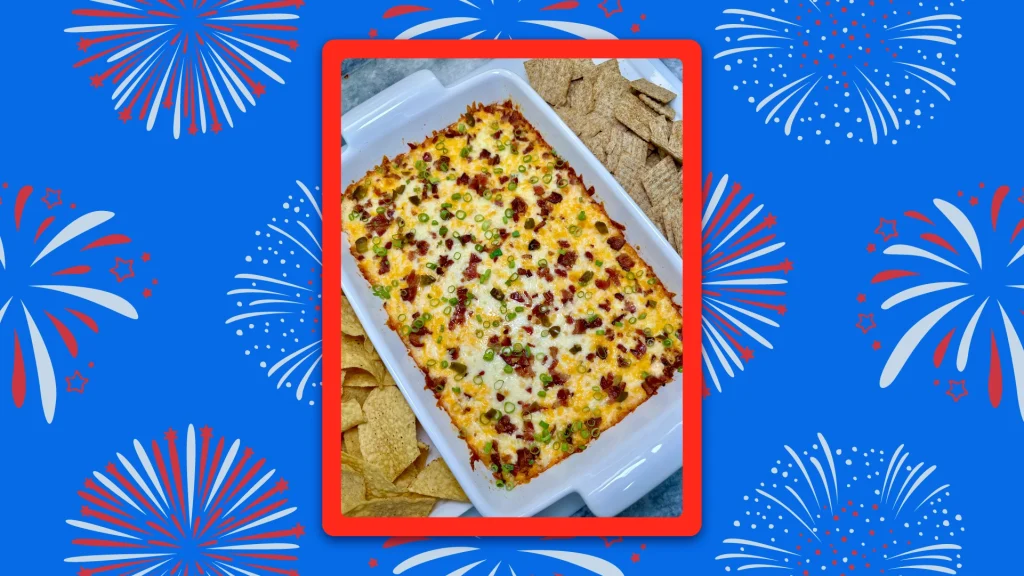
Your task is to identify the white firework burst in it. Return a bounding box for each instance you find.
[381,0,618,40]
[716,433,965,575]
[227,180,322,405]
[714,1,964,144]
[390,544,626,576]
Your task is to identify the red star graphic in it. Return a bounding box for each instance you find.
[946,379,968,402]
[66,371,88,393]
[118,106,133,123]
[872,340,882,350]
[856,293,866,303]
[110,257,135,282]
[143,288,152,298]
[368,558,378,568]
[141,252,151,262]
[957,190,964,197]
[369,28,378,38]
[90,75,104,88]
[703,385,711,398]
[598,0,623,17]
[164,428,178,442]
[631,553,641,563]
[631,23,640,33]
[293,523,306,538]
[42,188,63,209]
[866,243,876,253]
[740,347,754,362]
[188,123,198,136]
[253,83,267,98]
[77,37,93,52]
[200,425,213,439]
[275,477,290,492]
[855,313,876,334]
[212,122,223,134]
[874,218,898,241]
[969,196,979,206]
[779,258,794,273]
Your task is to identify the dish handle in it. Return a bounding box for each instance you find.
[341,69,446,154]
[579,423,682,517]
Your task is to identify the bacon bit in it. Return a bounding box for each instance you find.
[539,266,553,281]
[550,371,568,386]
[457,172,470,185]
[416,240,429,256]
[557,250,577,269]
[630,337,647,359]
[626,300,637,314]
[423,152,432,162]
[560,289,573,304]
[501,335,512,347]
[496,392,505,402]
[469,173,489,192]
[499,175,510,184]
[642,375,667,397]
[378,256,390,275]
[543,291,555,304]
[402,271,418,302]
[556,388,572,406]
[462,253,482,281]
[547,192,563,204]
[607,236,626,251]
[598,301,611,311]
[616,254,635,270]
[533,185,545,195]
[490,154,501,166]
[433,155,450,171]
[595,278,610,290]
[523,421,535,442]
[492,130,502,140]
[479,149,492,159]
[617,356,631,368]
[523,326,534,335]
[495,415,517,435]
[584,251,594,261]
[366,213,391,236]
[510,196,527,222]
[436,254,453,276]
[460,234,473,245]
[516,267,533,278]
[408,325,430,347]
[448,347,460,360]
[524,142,535,154]
[448,287,468,330]
[555,269,567,278]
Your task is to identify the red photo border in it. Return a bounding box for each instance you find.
[322,40,702,536]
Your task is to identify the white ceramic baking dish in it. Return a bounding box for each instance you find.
[341,62,683,517]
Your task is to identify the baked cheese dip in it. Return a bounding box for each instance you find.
[342,101,683,489]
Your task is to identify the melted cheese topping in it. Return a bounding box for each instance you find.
[342,102,683,489]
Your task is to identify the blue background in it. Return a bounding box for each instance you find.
[0,0,1013,573]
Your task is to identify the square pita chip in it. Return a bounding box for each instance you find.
[524,59,574,107]
[341,292,366,338]
[660,207,682,254]
[630,78,677,104]
[590,59,629,119]
[614,94,661,141]
[643,156,682,215]
[565,77,595,115]
[612,130,653,214]
[341,463,366,514]
[341,400,366,433]
[359,386,420,482]
[344,495,436,518]
[571,58,596,80]
[639,93,676,121]
[408,458,470,503]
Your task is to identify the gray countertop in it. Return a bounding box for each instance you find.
[340,58,683,518]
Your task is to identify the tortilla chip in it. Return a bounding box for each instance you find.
[342,452,405,499]
[342,400,366,433]
[341,463,366,514]
[360,387,420,482]
[409,458,470,503]
[630,78,677,104]
[343,427,362,459]
[643,156,682,216]
[345,495,436,518]
[341,292,366,338]
[524,59,573,107]
[614,94,660,141]
[342,334,384,379]
[342,386,371,406]
[344,369,381,388]
[639,93,676,121]
[394,442,430,490]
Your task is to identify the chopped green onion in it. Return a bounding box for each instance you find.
[483,348,495,361]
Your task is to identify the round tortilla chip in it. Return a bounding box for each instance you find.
[344,495,436,518]
[341,463,366,514]
[341,400,366,433]
[341,292,366,338]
